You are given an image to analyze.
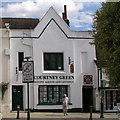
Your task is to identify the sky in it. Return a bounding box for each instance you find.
[0,0,114,31]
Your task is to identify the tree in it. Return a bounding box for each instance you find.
[92,2,120,87]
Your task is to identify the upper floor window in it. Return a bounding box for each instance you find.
[18,52,24,71]
[44,53,63,71]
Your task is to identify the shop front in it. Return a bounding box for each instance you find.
[7,6,97,112]
[33,75,74,110]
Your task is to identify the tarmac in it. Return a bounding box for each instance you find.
[1,111,120,120]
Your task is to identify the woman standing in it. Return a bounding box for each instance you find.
[62,94,69,116]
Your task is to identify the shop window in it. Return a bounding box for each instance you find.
[39,85,67,104]
[105,90,120,110]
[18,52,24,71]
[44,53,63,71]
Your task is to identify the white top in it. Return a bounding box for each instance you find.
[63,97,69,105]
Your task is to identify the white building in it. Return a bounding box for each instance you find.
[0,26,10,117]
[0,6,103,113]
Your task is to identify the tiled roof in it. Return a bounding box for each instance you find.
[0,18,39,29]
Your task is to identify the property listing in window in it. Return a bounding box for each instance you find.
[39,85,67,104]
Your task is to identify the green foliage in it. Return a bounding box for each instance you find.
[93,2,120,87]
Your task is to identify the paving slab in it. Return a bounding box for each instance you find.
[1,112,119,120]
[1,118,119,120]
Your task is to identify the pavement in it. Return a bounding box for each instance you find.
[1,112,120,120]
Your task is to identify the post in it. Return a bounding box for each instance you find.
[27,82,30,120]
[22,56,33,120]
[100,81,104,118]
[89,106,93,120]
[100,60,104,118]
[16,105,20,119]
[26,57,31,120]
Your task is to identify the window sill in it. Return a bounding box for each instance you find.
[43,71,65,74]
[18,71,22,74]
[37,103,72,105]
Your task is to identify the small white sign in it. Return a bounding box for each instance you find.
[22,61,34,83]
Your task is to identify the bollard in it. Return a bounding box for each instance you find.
[27,109,30,120]
[16,105,20,119]
[89,105,93,120]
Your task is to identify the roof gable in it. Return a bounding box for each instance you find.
[32,7,94,40]
[32,7,72,38]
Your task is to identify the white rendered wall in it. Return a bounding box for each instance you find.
[0,29,10,114]
[10,29,34,110]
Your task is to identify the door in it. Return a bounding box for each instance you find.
[12,86,23,110]
[83,86,93,112]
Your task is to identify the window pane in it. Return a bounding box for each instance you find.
[48,86,53,103]
[50,54,56,70]
[57,54,63,70]
[18,52,24,71]
[53,86,59,103]
[39,86,47,103]
[44,54,50,70]
[60,86,67,102]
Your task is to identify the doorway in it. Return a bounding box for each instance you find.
[12,86,23,110]
[83,86,93,112]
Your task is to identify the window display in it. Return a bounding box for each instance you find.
[39,85,67,104]
[105,90,120,110]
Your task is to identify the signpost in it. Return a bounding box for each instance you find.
[100,60,104,118]
[22,61,34,83]
[22,57,34,120]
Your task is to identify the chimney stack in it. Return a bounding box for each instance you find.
[62,5,69,26]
